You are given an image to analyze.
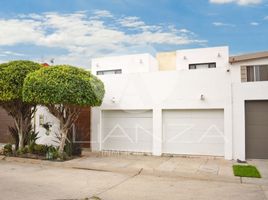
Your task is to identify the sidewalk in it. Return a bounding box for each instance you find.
[1,152,240,183]
[64,152,240,183]
[2,152,268,185]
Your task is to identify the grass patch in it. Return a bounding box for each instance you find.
[233,165,261,178]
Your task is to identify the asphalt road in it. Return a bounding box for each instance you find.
[0,161,266,200]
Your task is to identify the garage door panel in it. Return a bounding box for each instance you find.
[246,102,268,112]
[164,118,223,129]
[246,101,268,159]
[163,109,224,156]
[246,112,268,125]
[165,143,223,156]
[164,110,223,119]
[102,110,153,153]
[246,126,268,139]
[103,118,152,129]
[246,139,268,159]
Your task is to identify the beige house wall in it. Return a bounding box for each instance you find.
[156,51,176,71]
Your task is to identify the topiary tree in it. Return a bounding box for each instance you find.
[0,60,42,149]
[23,65,105,155]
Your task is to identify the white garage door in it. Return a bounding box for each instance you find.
[102,110,153,153]
[163,109,224,156]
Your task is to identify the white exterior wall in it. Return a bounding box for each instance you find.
[231,58,268,160]
[176,46,229,70]
[91,53,158,75]
[91,68,233,159]
[34,106,60,146]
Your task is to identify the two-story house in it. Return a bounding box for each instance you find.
[90,46,268,161]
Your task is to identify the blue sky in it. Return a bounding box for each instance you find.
[0,0,267,67]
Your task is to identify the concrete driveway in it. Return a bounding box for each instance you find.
[63,153,237,182]
[0,156,268,200]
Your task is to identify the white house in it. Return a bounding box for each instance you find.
[90,46,268,160]
[35,46,268,161]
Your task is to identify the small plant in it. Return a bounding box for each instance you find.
[46,146,59,160]
[26,131,40,154]
[3,144,13,156]
[33,144,48,156]
[27,131,40,146]
[65,141,82,157]
[17,146,29,155]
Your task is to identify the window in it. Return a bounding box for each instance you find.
[96,69,122,75]
[246,65,268,82]
[189,62,216,70]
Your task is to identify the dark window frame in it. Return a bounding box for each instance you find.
[246,65,268,82]
[189,62,217,70]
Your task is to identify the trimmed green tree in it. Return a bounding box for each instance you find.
[0,60,42,149]
[23,65,105,155]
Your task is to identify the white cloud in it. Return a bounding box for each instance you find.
[0,11,206,67]
[0,19,43,45]
[264,16,268,20]
[210,0,262,5]
[212,22,236,27]
[250,22,259,26]
[91,10,114,19]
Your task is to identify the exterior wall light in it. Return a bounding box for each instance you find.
[200,94,205,101]
[111,97,116,103]
[217,53,221,58]
[183,56,187,60]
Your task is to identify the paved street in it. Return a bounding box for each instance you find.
[0,160,267,200]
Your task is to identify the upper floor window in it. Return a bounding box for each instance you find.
[96,69,122,75]
[241,65,268,82]
[189,62,216,70]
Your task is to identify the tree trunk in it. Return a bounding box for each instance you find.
[58,129,68,155]
[2,101,36,150]
[18,131,24,149]
[48,105,81,157]
[17,115,25,150]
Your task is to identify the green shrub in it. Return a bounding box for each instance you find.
[46,146,59,160]
[27,131,40,146]
[33,144,48,156]
[17,146,29,155]
[64,141,82,157]
[3,144,13,156]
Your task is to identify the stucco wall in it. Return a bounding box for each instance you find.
[91,69,233,159]
[34,106,60,146]
[91,53,158,75]
[176,46,229,70]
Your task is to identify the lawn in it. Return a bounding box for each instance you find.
[233,165,261,178]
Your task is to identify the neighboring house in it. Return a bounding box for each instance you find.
[230,52,268,160]
[90,46,268,161]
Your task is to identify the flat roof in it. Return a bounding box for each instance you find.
[229,51,268,63]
